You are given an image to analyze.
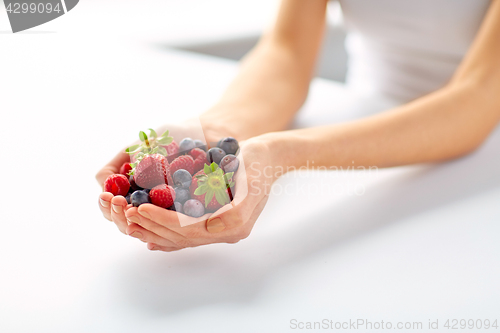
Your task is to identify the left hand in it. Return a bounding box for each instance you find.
[124,137,275,251]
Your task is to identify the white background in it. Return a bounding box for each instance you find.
[0,1,499,332]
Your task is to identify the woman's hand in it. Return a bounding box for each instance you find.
[96,120,230,235]
[123,137,276,251]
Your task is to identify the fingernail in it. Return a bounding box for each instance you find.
[138,210,151,220]
[112,204,122,213]
[207,217,225,233]
[129,231,143,240]
[100,199,110,208]
[127,215,140,224]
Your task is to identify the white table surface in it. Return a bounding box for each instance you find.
[1,2,500,333]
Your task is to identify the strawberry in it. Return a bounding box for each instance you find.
[133,154,171,189]
[150,184,176,208]
[119,162,132,176]
[189,163,235,212]
[104,174,130,196]
[170,155,194,175]
[163,141,179,156]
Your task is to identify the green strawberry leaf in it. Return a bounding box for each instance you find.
[151,147,159,154]
[203,164,212,174]
[135,152,145,162]
[157,146,167,156]
[195,174,208,181]
[125,144,141,154]
[215,168,224,177]
[209,162,219,173]
[194,184,209,195]
[157,136,173,145]
[139,131,148,142]
[160,130,170,138]
[214,189,229,205]
[205,188,215,207]
[227,181,235,188]
[148,128,158,139]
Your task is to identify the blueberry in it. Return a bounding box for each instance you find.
[131,190,150,207]
[207,147,226,165]
[183,199,205,218]
[125,194,131,205]
[129,175,143,192]
[218,137,239,155]
[174,201,183,213]
[193,139,207,151]
[179,138,196,153]
[174,187,190,204]
[219,154,239,173]
[173,169,192,188]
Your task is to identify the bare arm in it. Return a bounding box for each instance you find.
[200,0,328,140]
[263,0,500,170]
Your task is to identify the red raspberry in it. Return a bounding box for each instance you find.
[149,184,176,208]
[104,174,130,196]
[189,148,206,160]
[119,162,132,176]
[163,141,179,156]
[192,156,206,173]
[189,148,207,173]
[134,154,171,189]
[170,155,194,175]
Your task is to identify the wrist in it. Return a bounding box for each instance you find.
[245,131,308,181]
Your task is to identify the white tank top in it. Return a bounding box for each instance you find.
[338,0,491,102]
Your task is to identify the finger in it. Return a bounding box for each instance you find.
[125,206,193,247]
[99,192,114,221]
[147,243,181,252]
[125,223,181,248]
[111,195,129,234]
[95,150,131,187]
[136,203,210,230]
[209,194,268,239]
[205,170,263,233]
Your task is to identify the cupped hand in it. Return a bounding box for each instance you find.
[96,120,226,234]
[124,137,275,251]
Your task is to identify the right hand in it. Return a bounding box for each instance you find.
[95,120,230,235]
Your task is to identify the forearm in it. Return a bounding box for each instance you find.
[257,0,500,171]
[200,41,311,141]
[200,0,328,141]
[263,81,500,171]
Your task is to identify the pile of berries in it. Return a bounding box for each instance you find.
[103,129,240,218]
